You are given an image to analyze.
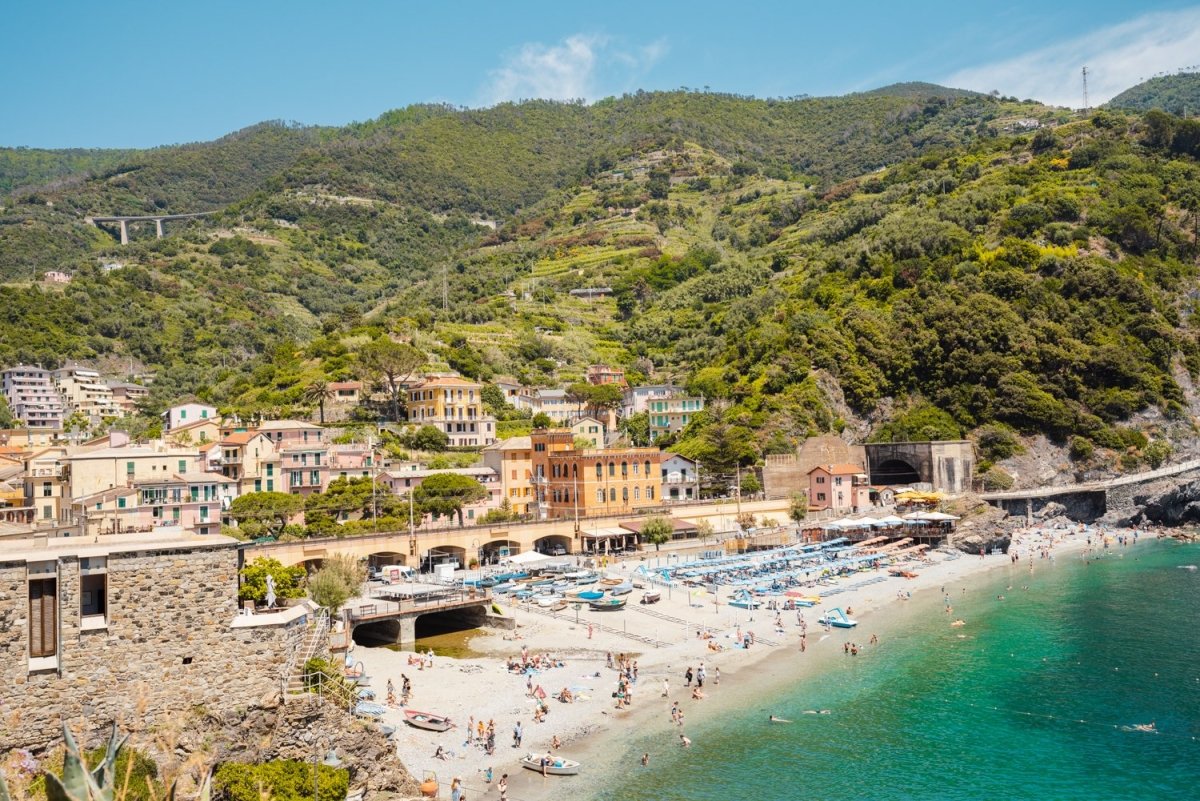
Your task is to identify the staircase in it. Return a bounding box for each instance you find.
[283,607,330,695]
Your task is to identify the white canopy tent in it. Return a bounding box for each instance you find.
[502,550,556,566]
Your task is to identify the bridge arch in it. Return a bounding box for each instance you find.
[421,544,466,572]
[366,550,409,568]
[481,539,521,565]
[534,534,573,555]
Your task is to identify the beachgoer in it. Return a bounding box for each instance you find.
[662,678,670,697]
[769,715,792,723]
[679,734,692,748]
[450,777,462,801]
[540,752,552,776]
[552,734,561,750]
[434,746,447,760]
[714,667,720,685]
[641,752,650,767]
[513,721,522,748]
[498,774,508,801]
[484,766,493,784]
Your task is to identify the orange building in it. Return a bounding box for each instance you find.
[530,430,662,521]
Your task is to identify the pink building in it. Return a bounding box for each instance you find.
[72,472,235,537]
[808,463,871,513]
[330,443,375,479]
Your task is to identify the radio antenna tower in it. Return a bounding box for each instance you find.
[1082,66,1090,113]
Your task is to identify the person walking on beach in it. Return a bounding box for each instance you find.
[513,721,523,748]
[498,774,508,801]
[714,666,720,685]
[684,667,694,687]
[662,677,670,697]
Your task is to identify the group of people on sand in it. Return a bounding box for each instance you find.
[507,645,565,673]
[406,649,436,670]
[385,674,411,707]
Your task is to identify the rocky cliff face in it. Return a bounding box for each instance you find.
[169,692,420,799]
[1118,480,1200,527]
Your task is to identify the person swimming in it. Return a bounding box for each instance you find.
[768,715,792,723]
[802,709,832,714]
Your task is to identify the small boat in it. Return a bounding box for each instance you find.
[573,573,600,586]
[640,591,661,605]
[520,753,581,776]
[819,607,858,629]
[609,581,633,596]
[599,577,623,586]
[536,594,565,608]
[404,709,454,732]
[588,597,627,611]
[577,590,605,601]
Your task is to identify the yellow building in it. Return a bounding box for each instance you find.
[217,432,281,495]
[482,436,535,516]
[65,445,201,501]
[405,375,497,447]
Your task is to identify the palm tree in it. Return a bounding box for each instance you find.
[303,378,335,424]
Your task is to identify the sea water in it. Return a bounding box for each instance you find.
[588,540,1200,800]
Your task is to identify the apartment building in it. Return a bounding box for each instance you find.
[106,381,150,415]
[1,367,64,429]
[162,402,217,432]
[73,472,234,536]
[217,432,281,495]
[529,429,662,521]
[648,395,705,442]
[52,365,120,421]
[482,436,535,516]
[405,375,497,447]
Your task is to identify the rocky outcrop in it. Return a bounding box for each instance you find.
[169,692,420,799]
[1115,479,1200,527]
[944,496,1014,554]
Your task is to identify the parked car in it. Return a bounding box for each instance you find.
[549,545,567,556]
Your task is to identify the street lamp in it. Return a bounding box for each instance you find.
[313,739,342,801]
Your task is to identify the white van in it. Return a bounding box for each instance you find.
[383,565,417,584]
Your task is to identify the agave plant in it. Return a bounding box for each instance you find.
[2,724,209,801]
[43,724,127,801]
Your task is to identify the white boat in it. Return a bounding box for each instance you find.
[536,594,565,608]
[819,607,858,628]
[520,753,581,776]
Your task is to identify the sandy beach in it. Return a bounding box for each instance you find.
[348,522,1142,800]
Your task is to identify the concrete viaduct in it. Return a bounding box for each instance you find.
[87,211,216,244]
[980,459,1200,522]
[245,498,790,570]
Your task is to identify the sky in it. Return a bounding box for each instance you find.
[4,0,1200,149]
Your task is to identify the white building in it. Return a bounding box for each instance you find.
[162,402,218,432]
[1,367,64,430]
[53,365,120,421]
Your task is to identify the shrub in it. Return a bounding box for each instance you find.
[239,558,307,603]
[214,760,348,801]
[1068,436,1094,461]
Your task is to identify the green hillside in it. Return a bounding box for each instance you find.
[2,89,1199,483]
[1106,72,1200,116]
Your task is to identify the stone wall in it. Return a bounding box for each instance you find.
[0,542,307,753]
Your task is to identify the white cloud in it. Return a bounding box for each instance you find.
[482,34,668,105]
[942,7,1200,107]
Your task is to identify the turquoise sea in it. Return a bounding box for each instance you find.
[588,540,1200,801]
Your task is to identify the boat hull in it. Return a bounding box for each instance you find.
[520,756,581,776]
[403,711,453,732]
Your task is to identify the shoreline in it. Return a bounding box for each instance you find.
[348,524,1139,800]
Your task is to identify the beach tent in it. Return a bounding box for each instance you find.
[855,516,883,527]
[503,550,555,566]
[877,515,907,526]
[831,517,867,529]
[920,511,960,521]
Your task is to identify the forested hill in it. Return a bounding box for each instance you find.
[1106,72,1200,116]
[3,87,1200,485]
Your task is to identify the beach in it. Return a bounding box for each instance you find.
[349,523,1143,800]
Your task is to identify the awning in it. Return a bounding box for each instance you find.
[619,518,698,535]
[583,526,629,540]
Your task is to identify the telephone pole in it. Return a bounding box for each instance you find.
[1082,66,1090,113]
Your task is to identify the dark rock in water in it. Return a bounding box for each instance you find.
[1124,480,1200,526]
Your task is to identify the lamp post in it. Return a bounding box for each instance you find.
[313,738,342,801]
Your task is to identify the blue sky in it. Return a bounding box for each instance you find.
[5,0,1200,148]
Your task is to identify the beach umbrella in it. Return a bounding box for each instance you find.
[921,511,960,521]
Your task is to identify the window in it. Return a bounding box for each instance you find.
[610,488,616,502]
[178,460,187,473]
[817,492,826,501]
[595,463,603,479]
[29,574,58,658]
[80,557,107,625]
[608,462,615,477]
[117,497,126,509]
[43,505,52,519]
[834,477,843,487]
[180,409,187,420]
[266,464,274,476]
[511,469,517,480]
[254,479,262,492]
[622,487,629,502]
[172,507,181,522]
[633,462,639,475]
[644,461,651,476]
[311,470,320,486]
[42,481,52,497]
[634,487,640,500]
[126,461,135,475]
[621,461,628,477]
[201,409,208,419]
[596,489,604,503]
[816,476,826,484]
[266,480,274,492]
[647,485,654,500]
